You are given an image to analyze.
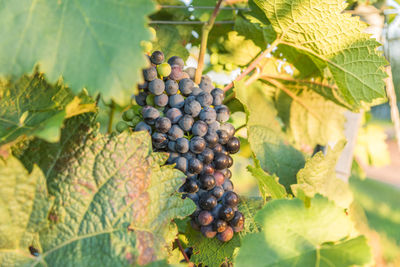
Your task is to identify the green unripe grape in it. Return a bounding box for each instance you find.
[210,44,219,53]
[146,94,155,106]
[149,27,157,40]
[141,40,153,53]
[213,64,223,72]
[210,53,219,65]
[157,62,171,77]
[116,121,129,133]
[225,62,233,71]
[122,109,135,121]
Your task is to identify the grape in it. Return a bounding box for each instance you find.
[205,132,219,148]
[168,141,176,152]
[197,92,213,107]
[201,225,217,238]
[168,56,185,68]
[167,152,179,164]
[199,193,217,210]
[217,130,230,145]
[174,157,188,173]
[214,219,227,233]
[211,88,224,106]
[142,106,160,120]
[149,79,165,95]
[165,80,179,95]
[199,107,217,124]
[168,125,184,141]
[175,137,189,153]
[192,121,208,137]
[135,92,147,106]
[199,174,216,190]
[214,153,230,170]
[191,87,202,96]
[184,99,201,117]
[220,123,235,138]
[143,67,157,81]
[216,105,230,123]
[227,155,233,168]
[154,94,168,107]
[214,171,225,186]
[188,158,203,174]
[198,211,213,226]
[213,143,224,154]
[150,50,164,65]
[178,115,194,132]
[222,180,234,191]
[217,226,234,242]
[230,211,244,228]
[208,121,221,134]
[179,78,194,96]
[202,164,214,175]
[169,65,183,80]
[135,121,152,133]
[184,178,199,193]
[155,117,171,133]
[226,137,240,154]
[199,75,213,93]
[224,191,239,207]
[219,206,235,221]
[168,94,185,108]
[211,186,224,199]
[123,109,135,121]
[166,108,182,124]
[184,67,196,80]
[152,132,168,149]
[197,148,214,164]
[221,168,232,179]
[157,62,171,77]
[183,151,196,161]
[116,121,128,133]
[190,137,206,154]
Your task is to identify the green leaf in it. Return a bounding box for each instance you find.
[6,127,195,266]
[247,159,286,200]
[185,197,263,267]
[0,73,95,145]
[292,141,353,209]
[234,80,305,190]
[0,156,52,266]
[152,25,190,61]
[276,88,346,147]
[254,0,387,107]
[235,16,266,49]
[0,0,156,105]
[235,195,372,267]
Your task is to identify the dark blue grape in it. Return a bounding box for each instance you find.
[149,79,165,95]
[135,92,147,106]
[190,136,206,154]
[222,179,234,191]
[155,117,171,134]
[166,108,183,124]
[168,56,185,68]
[188,158,203,174]
[220,123,235,138]
[219,206,235,221]
[184,100,201,117]
[199,107,217,124]
[217,130,230,145]
[178,115,194,132]
[199,75,213,93]
[199,193,217,210]
[184,178,199,193]
[168,141,176,152]
[182,151,196,161]
[198,210,213,226]
[205,132,219,148]
[176,137,189,153]
[211,186,224,199]
[143,67,157,81]
[152,132,168,149]
[226,137,240,154]
[135,121,152,133]
[167,152,179,164]
[191,87,202,96]
[168,94,185,108]
[198,148,214,164]
[199,174,216,190]
[150,50,164,65]
[214,153,230,170]
[174,156,188,173]
[192,121,208,137]
[211,88,224,106]
[208,121,220,134]
[184,67,196,80]
[154,94,168,107]
[215,105,230,123]
[168,125,184,141]
[165,80,179,95]
[196,91,213,107]
[223,191,239,207]
[179,78,194,96]
[142,106,160,120]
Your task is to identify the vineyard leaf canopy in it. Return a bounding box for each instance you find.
[234,80,305,190]
[235,195,372,267]
[0,73,95,145]
[254,0,387,107]
[1,129,195,266]
[0,0,155,105]
[292,141,354,209]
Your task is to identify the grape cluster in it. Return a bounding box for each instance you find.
[118,51,244,242]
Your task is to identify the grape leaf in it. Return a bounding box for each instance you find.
[234,80,305,190]
[276,88,346,148]
[254,0,387,107]
[185,197,263,267]
[235,195,372,267]
[152,25,190,61]
[3,130,195,266]
[0,72,96,145]
[0,0,155,105]
[235,16,267,49]
[0,156,52,266]
[291,141,354,209]
[247,159,286,201]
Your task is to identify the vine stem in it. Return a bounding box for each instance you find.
[385,66,400,150]
[194,0,224,84]
[223,38,281,92]
[107,100,115,134]
[175,238,190,263]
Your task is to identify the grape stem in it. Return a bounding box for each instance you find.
[175,238,190,263]
[194,0,224,84]
[223,38,281,92]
